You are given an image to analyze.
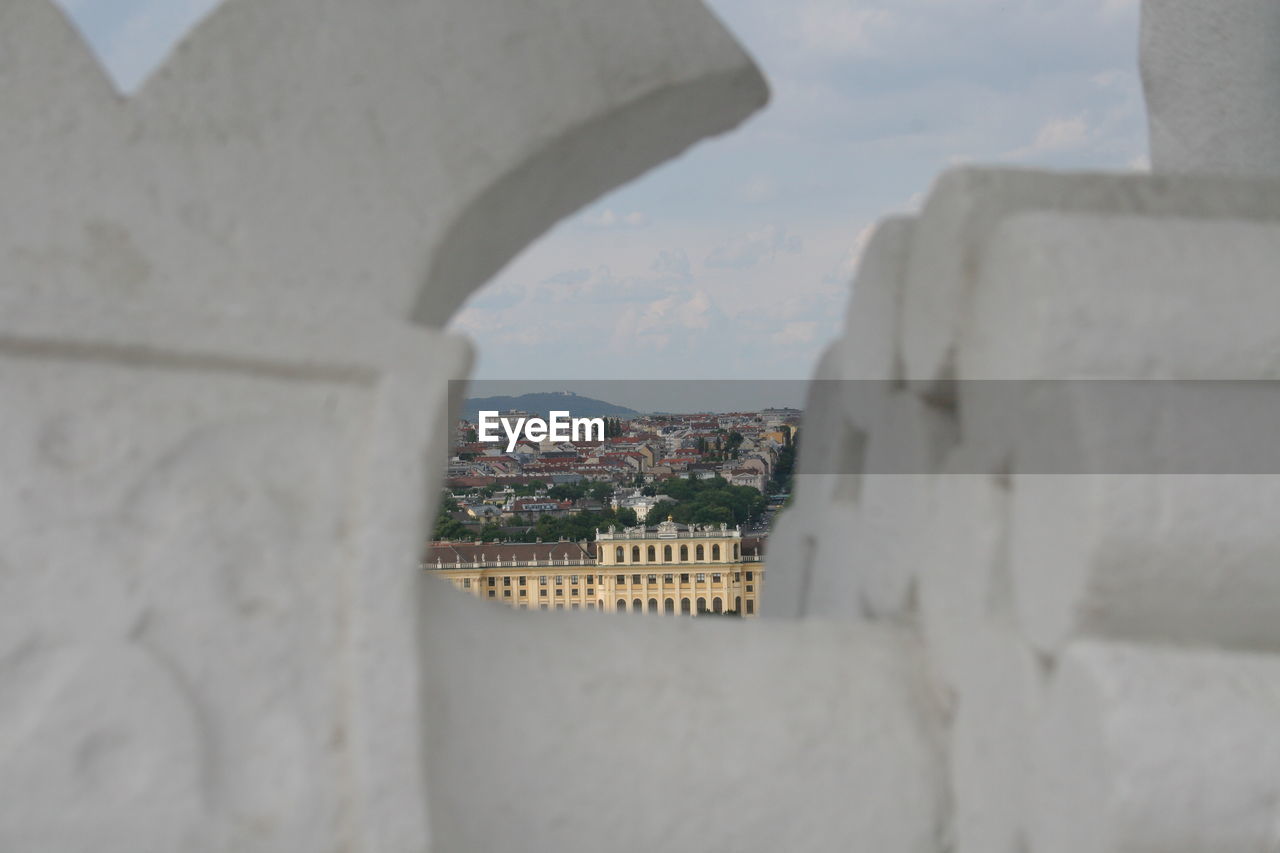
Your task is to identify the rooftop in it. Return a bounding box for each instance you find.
[596,518,742,541]
[424,539,592,569]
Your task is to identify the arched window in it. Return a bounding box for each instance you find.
[631,546,640,562]
[664,598,674,614]
[696,544,704,561]
[680,544,688,561]
[648,598,658,613]
[711,544,720,561]
[599,599,605,610]
[681,597,691,615]
[615,546,624,563]
[647,545,656,562]
[632,597,643,613]
[617,599,627,613]
[663,544,672,562]
[733,543,740,560]
[735,596,741,612]
[697,597,707,614]
[713,597,723,613]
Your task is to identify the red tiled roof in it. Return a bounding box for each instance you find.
[447,476,497,487]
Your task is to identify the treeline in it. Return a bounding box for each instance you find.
[524,507,638,541]
[770,441,796,494]
[546,481,614,502]
[690,429,745,462]
[434,481,624,544]
[643,476,765,527]
[432,494,638,544]
[451,480,615,502]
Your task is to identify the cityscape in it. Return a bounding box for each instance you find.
[424,391,799,615]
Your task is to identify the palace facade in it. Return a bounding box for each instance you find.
[425,519,764,615]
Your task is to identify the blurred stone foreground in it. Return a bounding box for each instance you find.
[1,0,1278,850]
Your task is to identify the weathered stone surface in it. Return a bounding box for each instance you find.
[12,0,1280,849]
[765,216,926,620]
[421,598,948,853]
[1010,472,1280,655]
[840,217,914,383]
[917,452,1011,690]
[947,628,1042,853]
[1030,641,1280,853]
[770,10,1280,847]
[964,211,1280,380]
[1143,0,1280,176]
[0,309,470,852]
[3,0,768,328]
[899,168,1280,385]
[0,0,770,849]
[763,341,868,618]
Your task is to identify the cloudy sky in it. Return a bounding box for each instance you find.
[63,0,1147,394]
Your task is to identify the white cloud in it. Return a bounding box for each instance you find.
[771,321,819,346]
[794,3,893,59]
[1034,115,1091,151]
[1003,113,1098,160]
[581,208,650,229]
[705,225,803,270]
[541,268,592,287]
[736,175,780,204]
[1100,0,1140,20]
[1091,69,1126,89]
[651,249,692,282]
[610,291,718,353]
[529,264,676,305]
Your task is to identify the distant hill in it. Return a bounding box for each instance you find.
[461,391,639,422]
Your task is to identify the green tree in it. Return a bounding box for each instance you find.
[770,432,798,495]
[534,513,560,540]
[640,477,764,527]
[478,522,506,542]
[432,504,471,541]
[513,479,548,497]
[548,483,587,501]
[645,500,677,525]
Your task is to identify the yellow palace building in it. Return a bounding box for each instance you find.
[425,519,764,615]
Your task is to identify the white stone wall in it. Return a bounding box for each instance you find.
[4,0,1280,850]
[1142,0,1280,177]
[769,47,1280,851]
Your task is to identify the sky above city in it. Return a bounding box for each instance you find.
[61,0,1147,402]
